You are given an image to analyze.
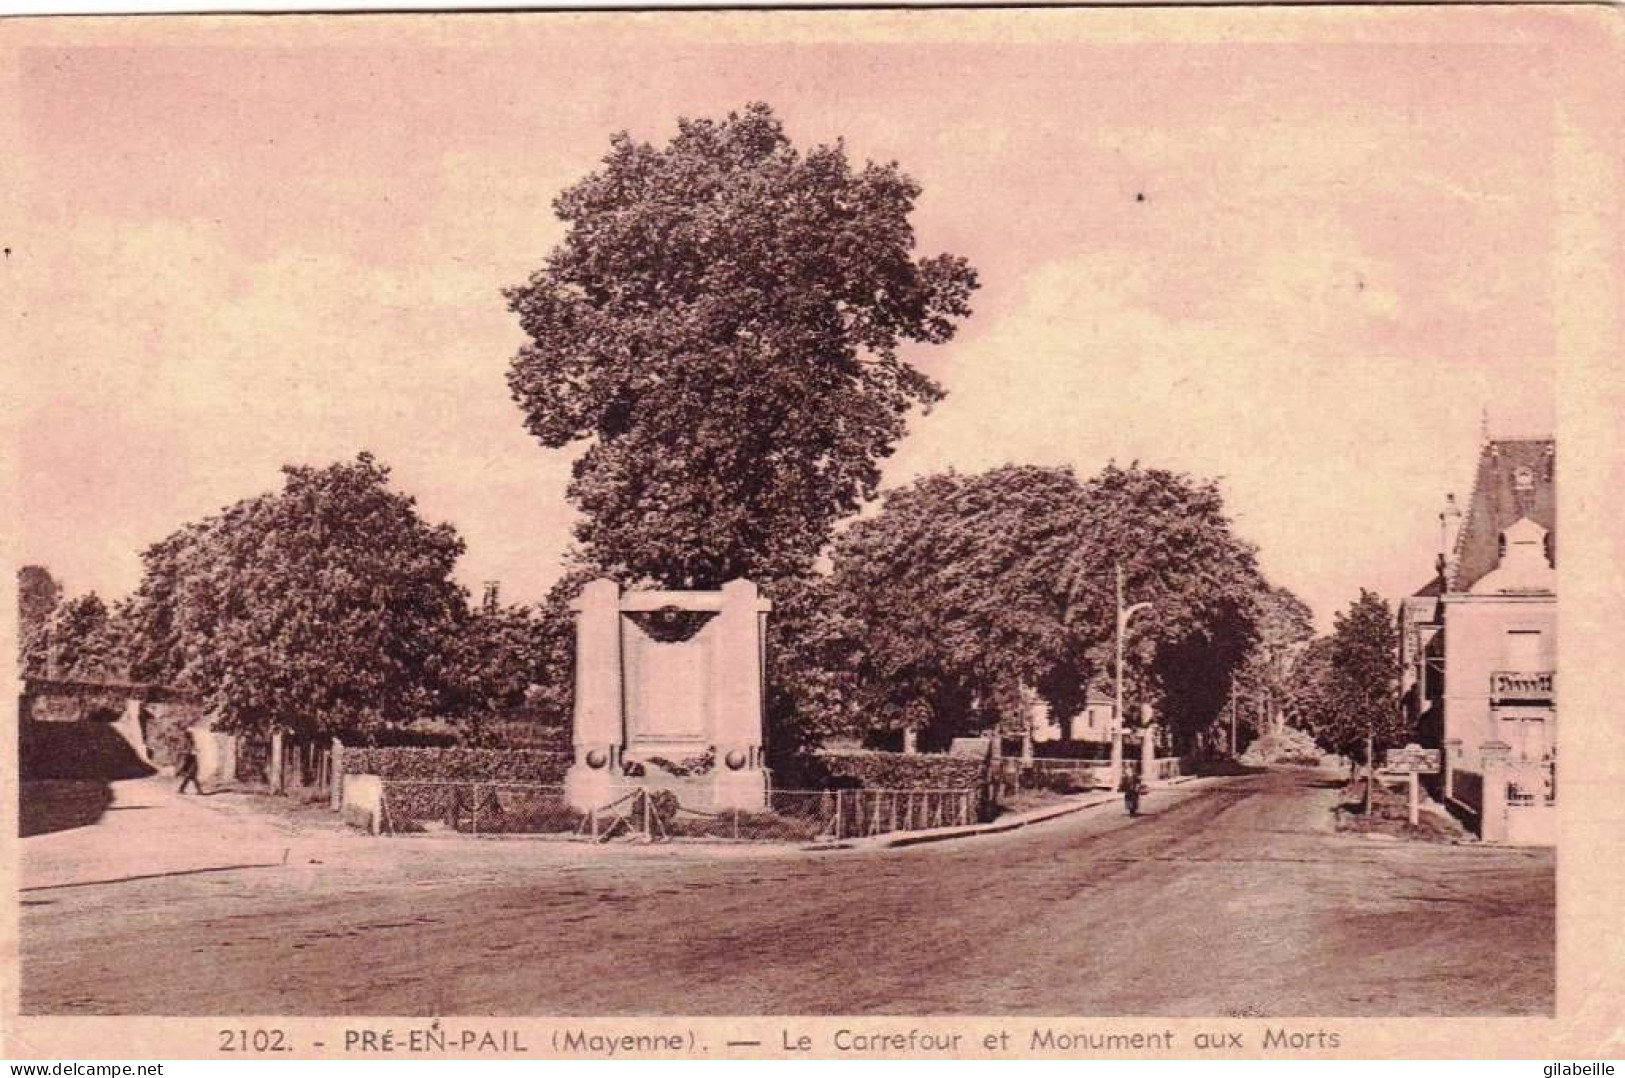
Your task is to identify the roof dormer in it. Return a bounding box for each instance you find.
[1470,516,1555,595]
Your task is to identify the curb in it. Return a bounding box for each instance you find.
[854,791,1122,850]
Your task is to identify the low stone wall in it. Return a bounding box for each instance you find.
[1505,800,1557,845]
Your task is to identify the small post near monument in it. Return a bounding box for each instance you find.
[1381,743,1442,826]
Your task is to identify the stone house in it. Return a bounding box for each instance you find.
[1399,436,1556,844]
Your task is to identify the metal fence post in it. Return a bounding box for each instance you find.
[472,783,480,836]
[834,789,844,840]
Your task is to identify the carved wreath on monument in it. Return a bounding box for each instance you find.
[625,605,718,643]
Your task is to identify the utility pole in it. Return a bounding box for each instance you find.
[1365,725,1376,815]
[1113,563,1153,788]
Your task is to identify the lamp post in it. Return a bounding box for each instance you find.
[1112,563,1154,787]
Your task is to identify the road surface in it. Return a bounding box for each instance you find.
[20,769,1553,1016]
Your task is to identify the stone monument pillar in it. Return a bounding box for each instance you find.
[564,578,625,812]
[708,578,770,810]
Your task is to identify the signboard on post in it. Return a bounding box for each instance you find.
[1381,743,1440,826]
[1383,743,1441,775]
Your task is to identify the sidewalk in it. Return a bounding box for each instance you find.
[20,775,312,891]
[21,773,1217,890]
[835,773,1210,851]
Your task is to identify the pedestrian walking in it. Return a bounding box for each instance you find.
[1120,762,1144,817]
[177,746,203,795]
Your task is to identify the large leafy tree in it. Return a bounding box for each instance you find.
[826,466,1089,748]
[818,462,1266,751]
[17,565,63,677]
[122,454,470,740]
[505,102,979,589]
[1060,463,1266,748]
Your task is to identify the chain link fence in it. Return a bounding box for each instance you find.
[375,779,982,842]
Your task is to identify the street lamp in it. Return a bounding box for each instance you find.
[1112,563,1154,785]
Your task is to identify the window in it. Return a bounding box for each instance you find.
[1505,630,1543,671]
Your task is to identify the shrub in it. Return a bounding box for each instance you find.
[777,751,984,792]
[343,746,572,783]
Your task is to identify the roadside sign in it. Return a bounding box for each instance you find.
[1382,743,1441,775]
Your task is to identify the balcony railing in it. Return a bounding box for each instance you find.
[1489,670,1554,703]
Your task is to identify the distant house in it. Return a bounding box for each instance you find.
[1399,436,1555,844]
[1029,689,1116,748]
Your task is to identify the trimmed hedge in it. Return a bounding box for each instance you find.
[342,746,572,784]
[779,751,985,792]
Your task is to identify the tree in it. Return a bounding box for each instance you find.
[763,573,869,763]
[17,565,62,677]
[1231,585,1316,739]
[120,453,470,741]
[825,466,1090,748]
[1281,634,1337,738]
[1313,590,1406,801]
[505,102,979,589]
[47,592,125,681]
[1059,463,1266,750]
[442,599,556,718]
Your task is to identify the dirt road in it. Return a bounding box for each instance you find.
[20,769,1553,1016]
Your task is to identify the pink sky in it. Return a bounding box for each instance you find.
[8,10,1608,628]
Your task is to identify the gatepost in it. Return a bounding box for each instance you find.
[1442,737,1462,802]
[1480,740,1512,842]
[269,728,285,794]
[330,737,345,809]
[1140,713,1157,782]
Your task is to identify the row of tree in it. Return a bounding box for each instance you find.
[776,463,1308,752]
[17,456,559,741]
[17,102,1354,758]
[501,103,1309,754]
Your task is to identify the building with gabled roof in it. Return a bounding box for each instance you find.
[1399,434,1555,844]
